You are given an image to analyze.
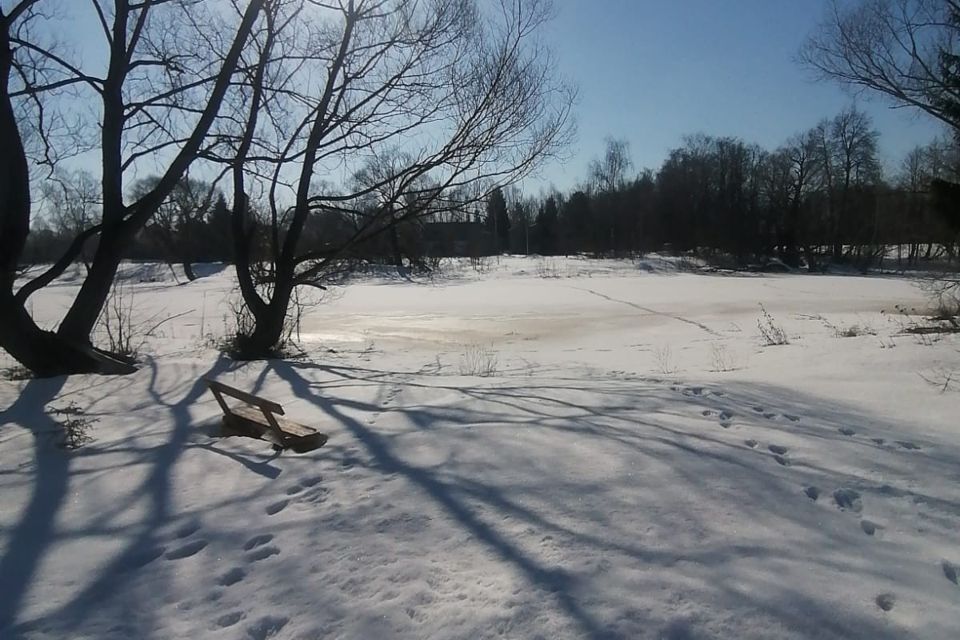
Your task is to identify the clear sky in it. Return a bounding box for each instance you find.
[12,0,947,194]
[532,0,947,190]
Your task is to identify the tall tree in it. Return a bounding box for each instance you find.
[800,0,960,132]
[220,0,574,358]
[0,0,264,375]
[485,187,510,253]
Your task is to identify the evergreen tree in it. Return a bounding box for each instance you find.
[485,187,510,253]
[535,196,559,255]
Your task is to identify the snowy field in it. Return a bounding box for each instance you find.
[2,256,959,640]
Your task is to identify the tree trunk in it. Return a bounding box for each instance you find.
[182,260,197,282]
[0,290,134,376]
[57,226,128,342]
[390,225,403,270]
[236,293,290,359]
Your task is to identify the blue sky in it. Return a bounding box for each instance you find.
[533,0,946,190]
[18,0,947,193]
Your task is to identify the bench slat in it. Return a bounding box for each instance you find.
[229,405,317,438]
[206,379,285,415]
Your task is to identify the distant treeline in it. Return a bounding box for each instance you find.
[23,106,960,273]
[496,107,960,270]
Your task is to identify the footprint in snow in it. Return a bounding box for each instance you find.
[768,444,788,455]
[773,455,790,466]
[783,414,800,423]
[942,561,958,585]
[218,567,246,587]
[165,539,207,560]
[213,611,244,629]
[744,439,758,449]
[247,545,281,562]
[678,386,711,397]
[702,409,734,427]
[127,546,166,570]
[895,440,921,451]
[872,438,886,446]
[838,428,856,437]
[752,406,765,413]
[286,475,323,496]
[173,521,201,539]
[265,500,288,516]
[875,593,896,612]
[244,534,274,551]
[833,488,863,513]
[246,615,289,640]
[804,486,820,501]
[860,520,881,536]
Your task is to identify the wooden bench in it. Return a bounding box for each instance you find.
[206,379,328,453]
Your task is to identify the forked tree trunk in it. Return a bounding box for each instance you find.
[236,283,293,359]
[0,290,134,376]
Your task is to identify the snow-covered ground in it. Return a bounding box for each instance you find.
[2,256,959,640]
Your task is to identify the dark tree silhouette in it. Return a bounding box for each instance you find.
[0,0,263,376]
[486,188,511,253]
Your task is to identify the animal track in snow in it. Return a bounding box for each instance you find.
[838,428,856,436]
[871,438,886,446]
[744,439,758,449]
[768,445,788,455]
[247,545,281,562]
[246,615,289,640]
[942,561,958,585]
[218,567,246,586]
[895,440,921,451]
[782,414,800,423]
[860,520,880,536]
[265,500,288,516]
[804,486,820,501]
[214,611,244,629]
[773,455,790,466]
[833,489,863,513]
[282,477,330,509]
[875,593,896,612]
[702,409,733,427]
[174,521,201,539]
[127,546,166,570]
[244,534,274,551]
[165,539,207,560]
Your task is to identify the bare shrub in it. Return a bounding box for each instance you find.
[536,258,561,278]
[884,305,959,346]
[470,256,494,274]
[96,281,190,360]
[757,304,789,346]
[709,343,739,372]
[459,343,499,377]
[49,402,97,449]
[817,315,877,338]
[652,345,678,374]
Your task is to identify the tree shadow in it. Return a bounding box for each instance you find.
[0,376,70,632]
[266,360,951,638]
[0,355,246,638]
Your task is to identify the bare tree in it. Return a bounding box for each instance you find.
[589,137,633,194]
[800,0,960,131]
[0,0,264,375]
[132,176,221,281]
[40,169,102,267]
[218,0,575,358]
